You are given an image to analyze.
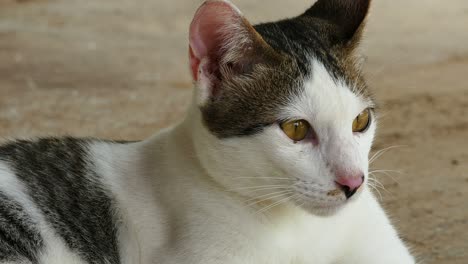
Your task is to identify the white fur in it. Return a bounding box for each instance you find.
[0,57,414,263]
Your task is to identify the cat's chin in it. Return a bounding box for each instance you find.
[293,196,349,217]
[306,204,346,217]
[298,203,345,217]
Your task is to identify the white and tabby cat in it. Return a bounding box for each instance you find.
[0,0,415,263]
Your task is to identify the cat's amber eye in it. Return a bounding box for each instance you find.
[352,108,371,133]
[280,119,310,142]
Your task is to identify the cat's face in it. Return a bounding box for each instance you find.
[189,0,374,216]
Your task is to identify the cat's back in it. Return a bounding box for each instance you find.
[0,137,147,264]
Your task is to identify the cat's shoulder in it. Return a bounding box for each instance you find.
[0,137,87,161]
[0,136,143,190]
[0,136,138,162]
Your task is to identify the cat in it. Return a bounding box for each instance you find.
[0,0,415,263]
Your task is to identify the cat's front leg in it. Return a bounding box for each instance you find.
[338,190,415,264]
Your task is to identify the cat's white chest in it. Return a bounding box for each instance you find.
[254,207,355,264]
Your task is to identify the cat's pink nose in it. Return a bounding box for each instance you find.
[335,175,364,199]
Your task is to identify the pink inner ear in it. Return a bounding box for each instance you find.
[189,0,242,81]
[189,46,200,81]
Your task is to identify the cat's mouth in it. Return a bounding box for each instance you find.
[292,182,364,215]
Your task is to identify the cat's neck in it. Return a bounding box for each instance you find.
[144,107,305,222]
[143,109,230,195]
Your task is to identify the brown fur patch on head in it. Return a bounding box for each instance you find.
[254,0,373,99]
[201,54,304,138]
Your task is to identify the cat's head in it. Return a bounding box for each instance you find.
[188,0,375,216]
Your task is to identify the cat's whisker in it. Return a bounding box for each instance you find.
[372,187,384,201]
[367,176,393,197]
[256,195,293,214]
[232,176,294,181]
[369,149,389,164]
[369,169,403,175]
[244,190,294,208]
[369,145,401,163]
[289,194,304,209]
[369,178,388,192]
[368,175,385,187]
[369,169,402,184]
[227,185,290,192]
[244,189,293,204]
[369,145,406,164]
[256,194,296,215]
[370,172,397,184]
[367,177,385,190]
[290,192,304,208]
[367,182,384,201]
[297,197,306,209]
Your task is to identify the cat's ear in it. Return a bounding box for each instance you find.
[189,0,278,105]
[303,0,371,47]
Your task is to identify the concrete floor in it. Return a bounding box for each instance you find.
[1,0,467,263]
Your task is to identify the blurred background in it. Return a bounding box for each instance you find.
[0,0,467,263]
